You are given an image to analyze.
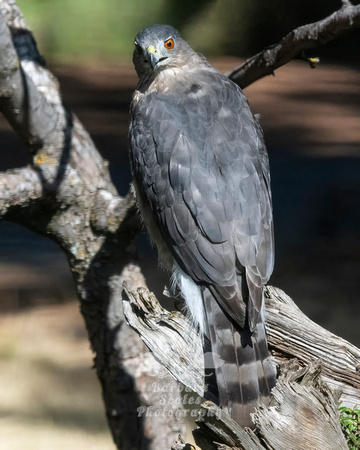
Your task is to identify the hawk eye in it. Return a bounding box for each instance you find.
[164,38,174,49]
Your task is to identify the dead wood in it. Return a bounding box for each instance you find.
[1,0,360,448]
[123,284,359,449]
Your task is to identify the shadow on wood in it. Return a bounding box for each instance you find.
[123,283,359,449]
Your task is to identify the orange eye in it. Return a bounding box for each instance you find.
[164,39,174,50]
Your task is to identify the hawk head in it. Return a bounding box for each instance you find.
[133,25,192,79]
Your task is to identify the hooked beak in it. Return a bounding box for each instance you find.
[147,45,167,69]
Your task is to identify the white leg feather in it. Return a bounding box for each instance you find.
[171,264,205,334]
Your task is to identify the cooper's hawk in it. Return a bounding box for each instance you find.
[128,24,276,428]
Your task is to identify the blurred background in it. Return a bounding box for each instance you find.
[0,0,359,448]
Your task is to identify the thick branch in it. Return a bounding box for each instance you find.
[190,362,347,450]
[1,0,359,447]
[265,286,360,407]
[123,283,204,396]
[123,286,355,448]
[0,6,122,225]
[0,166,42,214]
[123,285,360,408]
[0,2,184,448]
[0,12,62,149]
[229,4,360,89]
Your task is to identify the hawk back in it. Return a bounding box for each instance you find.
[129,55,276,427]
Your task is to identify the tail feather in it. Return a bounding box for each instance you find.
[202,287,276,428]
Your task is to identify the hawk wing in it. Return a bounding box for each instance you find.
[129,69,273,330]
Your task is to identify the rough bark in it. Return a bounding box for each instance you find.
[123,284,204,397]
[123,285,360,408]
[228,2,360,89]
[1,0,360,448]
[123,285,357,449]
[191,361,348,450]
[0,2,185,449]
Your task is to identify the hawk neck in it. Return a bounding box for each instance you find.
[132,55,213,107]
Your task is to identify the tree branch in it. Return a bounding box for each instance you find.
[0,167,42,215]
[265,286,360,406]
[123,283,204,396]
[229,3,360,89]
[0,11,62,150]
[0,2,185,448]
[123,285,356,448]
[189,361,348,450]
[1,0,360,447]
[123,285,360,409]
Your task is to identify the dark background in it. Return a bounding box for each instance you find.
[1,3,360,445]
[1,2,360,344]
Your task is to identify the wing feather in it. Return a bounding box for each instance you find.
[129,70,274,328]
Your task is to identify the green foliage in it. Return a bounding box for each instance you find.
[17,0,167,62]
[16,0,360,62]
[339,404,360,449]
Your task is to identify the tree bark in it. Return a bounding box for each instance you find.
[228,2,360,89]
[0,2,185,449]
[191,361,348,450]
[1,0,360,448]
[124,284,357,449]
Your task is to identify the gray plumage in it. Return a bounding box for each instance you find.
[129,24,276,428]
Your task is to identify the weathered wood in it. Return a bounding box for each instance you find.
[171,435,196,450]
[123,284,360,408]
[264,285,360,409]
[251,360,348,450]
[188,361,348,450]
[2,0,360,448]
[193,402,263,450]
[123,282,204,396]
[123,284,359,448]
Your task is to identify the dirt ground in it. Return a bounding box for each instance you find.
[0,59,359,447]
[0,301,114,449]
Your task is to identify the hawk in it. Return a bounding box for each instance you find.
[128,24,276,428]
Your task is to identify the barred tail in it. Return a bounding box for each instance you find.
[202,288,276,429]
